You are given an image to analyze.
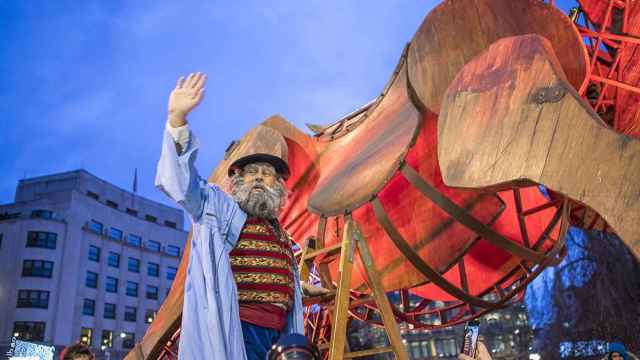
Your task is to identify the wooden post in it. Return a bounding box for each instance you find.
[353,223,410,360]
[328,216,356,359]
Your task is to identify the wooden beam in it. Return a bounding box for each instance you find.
[328,216,356,360]
[353,222,410,360]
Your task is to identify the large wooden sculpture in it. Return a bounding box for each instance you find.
[126,0,640,359]
[439,34,640,258]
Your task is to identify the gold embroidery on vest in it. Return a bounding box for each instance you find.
[235,239,286,254]
[230,256,289,269]
[238,290,291,303]
[234,272,290,285]
[242,223,271,235]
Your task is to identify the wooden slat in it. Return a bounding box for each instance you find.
[353,222,410,360]
[303,242,343,261]
[345,346,395,359]
[298,236,315,282]
[328,216,356,360]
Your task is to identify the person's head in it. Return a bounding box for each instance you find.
[609,343,628,360]
[60,342,94,360]
[267,333,320,360]
[231,161,288,219]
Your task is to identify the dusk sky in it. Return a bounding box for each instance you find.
[1,0,575,210]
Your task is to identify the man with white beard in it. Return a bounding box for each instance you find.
[155,72,327,360]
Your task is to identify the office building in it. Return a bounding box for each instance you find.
[0,170,187,359]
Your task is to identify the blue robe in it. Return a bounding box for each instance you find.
[155,129,304,360]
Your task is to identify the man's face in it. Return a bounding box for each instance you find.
[242,162,277,190]
[611,353,624,360]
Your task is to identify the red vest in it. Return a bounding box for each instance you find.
[230,217,295,318]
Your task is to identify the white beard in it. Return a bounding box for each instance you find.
[230,175,286,219]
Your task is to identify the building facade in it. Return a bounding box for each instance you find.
[0,170,188,359]
[347,293,534,360]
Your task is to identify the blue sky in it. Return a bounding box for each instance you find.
[0,0,576,208]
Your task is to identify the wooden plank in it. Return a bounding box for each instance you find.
[407,0,587,113]
[328,217,356,360]
[298,236,315,282]
[439,34,640,259]
[345,346,395,359]
[304,242,343,261]
[353,222,409,360]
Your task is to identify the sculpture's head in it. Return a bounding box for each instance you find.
[227,125,290,219]
[230,162,288,219]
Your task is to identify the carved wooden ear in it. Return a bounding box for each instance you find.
[438,34,640,259]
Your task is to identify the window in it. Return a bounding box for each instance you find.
[164,220,177,229]
[127,234,141,247]
[128,257,140,273]
[86,271,98,288]
[26,231,57,249]
[126,281,138,297]
[101,330,113,348]
[108,228,123,241]
[106,200,118,209]
[104,303,116,319]
[124,306,137,322]
[126,208,138,216]
[122,332,135,349]
[441,338,457,357]
[22,260,54,278]
[17,290,49,309]
[83,299,95,316]
[411,342,421,359]
[166,245,181,257]
[87,191,99,200]
[145,309,156,324]
[148,262,159,277]
[146,285,159,300]
[31,209,53,219]
[108,252,120,268]
[89,219,103,234]
[12,322,45,341]
[0,212,21,220]
[88,245,101,262]
[167,266,177,281]
[145,214,157,223]
[80,327,93,346]
[106,277,118,293]
[145,240,161,252]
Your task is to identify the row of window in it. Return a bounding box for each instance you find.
[12,322,136,350]
[85,272,166,299]
[20,257,177,281]
[26,227,181,259]
[88,220,181,257]
[87,246,177,279]
[1,210,54,221]
[86,191,177,229]
[26,231,57,249]
[82,299,155,324]
[79,327,135,349]
[17,290,49,309]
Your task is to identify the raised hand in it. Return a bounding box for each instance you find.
[168,72,207,127]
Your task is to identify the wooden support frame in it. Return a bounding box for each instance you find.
[324,215,409,360]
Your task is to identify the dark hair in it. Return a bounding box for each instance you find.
[60,342,95,360]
